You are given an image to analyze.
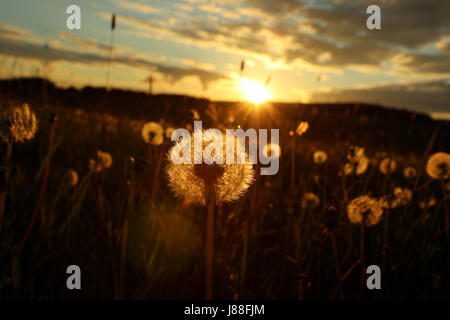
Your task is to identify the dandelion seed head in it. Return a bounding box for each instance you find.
[89,150,113,172]
[97,150,112,168]
[344,147,369,175]
[165,126,175,139]
[0,103,38,143]
[301,192,320,209]
[142,122,164,145]
[313,150,328,164]
[426,152,450,180]
[348,146,365,161]
[403,167,417,179]
[63,169,79,187]
[296,122,309,136]
[262,143,281,159]
[347,196,383,227]
[344,156,369,176]
[379,158,397,175]
[381,188,412,209]
[166,129,254,206]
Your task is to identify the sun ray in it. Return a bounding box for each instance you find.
[238,77,271,104]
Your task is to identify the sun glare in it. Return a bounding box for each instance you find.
[239,77,271,104]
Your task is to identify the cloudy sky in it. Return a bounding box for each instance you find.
[0,0,449,117]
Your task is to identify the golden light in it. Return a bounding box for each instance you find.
[239,77,271,104]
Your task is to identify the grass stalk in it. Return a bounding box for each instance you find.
[205,193,215,300]
[0,138,13,233]
[18,118,56,253]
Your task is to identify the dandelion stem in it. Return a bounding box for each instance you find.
[18,118,56,253]
[290,132,296,190]
[359,223,365,299]
[118,178,135,299]
[440,179,449,245]
[0,138,12,233]
[205,193,215,300]
[150,143,165,206]
[331,232,344,300]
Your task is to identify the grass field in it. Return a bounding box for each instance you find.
[0,78,449,299]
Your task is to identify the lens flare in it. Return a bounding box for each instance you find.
[239,77,271,104]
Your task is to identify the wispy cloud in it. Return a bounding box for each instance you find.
[309,80,450,114]
[0,26,227,89]
[113,0,164,14]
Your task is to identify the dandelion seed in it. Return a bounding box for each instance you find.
[63,169,79,187]
[0,103,38,143]
[379,158,397,175]
[166,129,254,206]
[403,167,417,179]
[313,150,328,164]
[296,122,309,136]
[347,196,383,227]
[301,192,320,209]
[426,152,450,180]
[262,143,281,159]
[142,122,164,146]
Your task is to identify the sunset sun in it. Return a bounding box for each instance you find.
[239,77,271,104]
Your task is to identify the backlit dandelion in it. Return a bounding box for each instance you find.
[89,150,113,172]
[313,150,328,164]
[62,169,79,187]
[379,158,397,175]
[296,122,309,136]
[301,192,320,209]
[165,126,175,139]
[419,197,437,210]
[404,167,417,179]
[344,147,369,175]
[380,187,412,209]
[0,103,38,143]
[166,129,254,206]
[426,152,450,180]
[166,128,254,300]
[262,143,281,159]
[142,122,164,146]
[347,196,383,227]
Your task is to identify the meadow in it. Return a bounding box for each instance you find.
[0,78,449,299]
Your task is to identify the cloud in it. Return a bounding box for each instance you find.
[113,0,449,75]
[113,0,164,14]
[0,30,227,90]
[0,24,41,43]
[58,32,112,53]
[309,79,450,114]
